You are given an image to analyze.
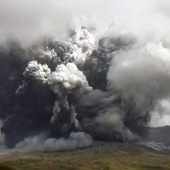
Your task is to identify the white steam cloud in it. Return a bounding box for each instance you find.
[108,43,170,110]
[48,62,92,94]
[149,99,170,127]
[107,42,170,127]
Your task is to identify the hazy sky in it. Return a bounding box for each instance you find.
[1,0,170,46]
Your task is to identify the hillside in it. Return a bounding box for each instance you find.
[0,142,170,170]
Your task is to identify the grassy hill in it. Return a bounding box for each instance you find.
[0,142,170,170]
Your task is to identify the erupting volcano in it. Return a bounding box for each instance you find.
[0,0,170,152]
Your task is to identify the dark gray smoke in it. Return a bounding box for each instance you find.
[1,0,170,151]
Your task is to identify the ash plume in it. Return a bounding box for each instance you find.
[1,0,170,151]
[15,132,93,152]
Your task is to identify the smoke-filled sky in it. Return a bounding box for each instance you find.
[0,0,112,45]
[1,0,170,151]
[1,0,170,46]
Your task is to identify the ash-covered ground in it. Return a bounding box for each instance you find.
[0,0,170,153]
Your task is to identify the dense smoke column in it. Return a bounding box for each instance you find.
[0,34,141,148]
[0,44,31,147]
[77,35,138,142]
[0,43,28,119]
[0,29,140,147]
[1,21,170,149]
[48,62,92,138]
[83,48,110,90]
[83,35,135,90]
[0,43,56,147]
[0,28,97,148]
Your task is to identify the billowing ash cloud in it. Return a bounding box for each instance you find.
[1,0,170,151]
[15,132,93,152]
[107,43,170,114]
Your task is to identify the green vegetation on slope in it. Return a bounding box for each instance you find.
[0,142,170,170]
